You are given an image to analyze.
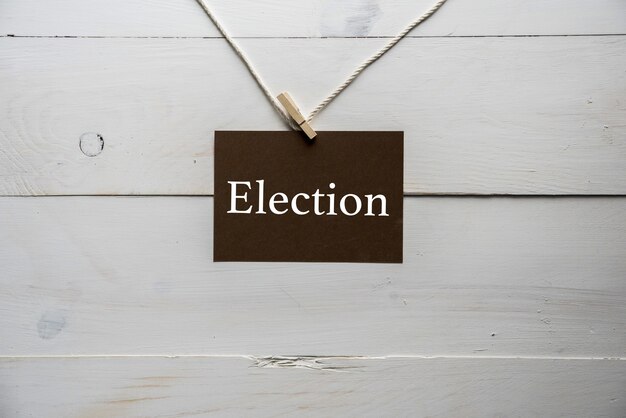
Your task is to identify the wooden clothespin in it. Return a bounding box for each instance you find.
[277,92,317,140]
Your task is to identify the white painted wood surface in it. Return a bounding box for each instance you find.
[2,0,625,37]
[1,36,625,195]
[2,197,624,356]
[2,0,626,415]
[1,356,625,417]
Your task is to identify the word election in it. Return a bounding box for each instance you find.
[227,180,389,217]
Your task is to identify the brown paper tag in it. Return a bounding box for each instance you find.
[214,131,403,263]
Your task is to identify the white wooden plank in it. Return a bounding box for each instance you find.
[1,36,625,196]
[1,0,625,37]
[1,356,624,417]
[1,197,624,356]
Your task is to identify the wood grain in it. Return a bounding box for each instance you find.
[1,36,625,195]
[1,197,624,356]
[1,356,624,417]
[3,0,626,415]
[1,0,625,37]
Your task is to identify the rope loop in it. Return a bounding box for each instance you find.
[194,0,449,129]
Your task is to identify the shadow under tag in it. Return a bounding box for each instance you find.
[214,131,403,263]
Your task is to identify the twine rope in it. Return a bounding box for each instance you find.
[194,0,448,129]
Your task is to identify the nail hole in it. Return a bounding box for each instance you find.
[79,132,104,157]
